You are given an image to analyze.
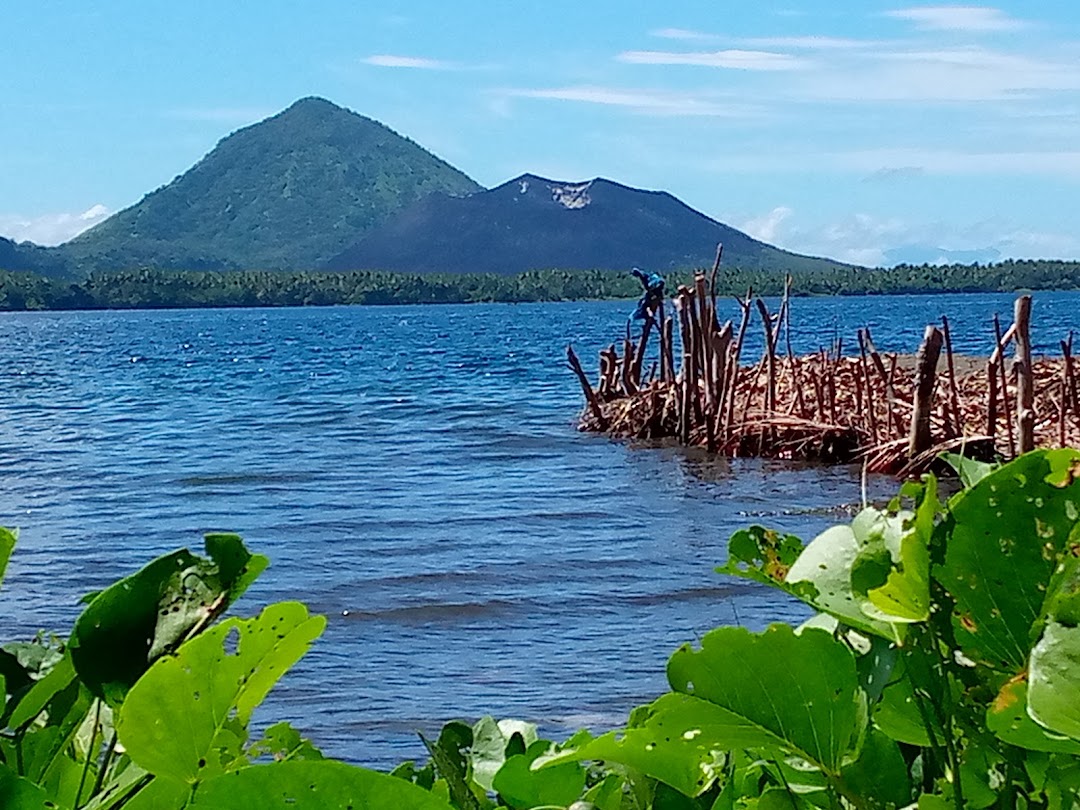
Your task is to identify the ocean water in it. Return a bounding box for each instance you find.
[1,292,1078,767]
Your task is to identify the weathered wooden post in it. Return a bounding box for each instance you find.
[908,325,943,459]
[1015,295,1034,454]
[567,345,608,431]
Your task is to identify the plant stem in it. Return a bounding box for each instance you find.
[91,730,119,798]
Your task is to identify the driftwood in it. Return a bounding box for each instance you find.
[569,252,1079,476]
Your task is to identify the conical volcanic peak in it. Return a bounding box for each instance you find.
[61,98,482,272]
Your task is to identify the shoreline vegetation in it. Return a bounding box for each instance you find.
[1,258,1079,310]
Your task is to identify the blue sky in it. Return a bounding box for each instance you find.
[2,1,1079,266]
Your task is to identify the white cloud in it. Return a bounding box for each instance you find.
[741,206,793,243]
[650,27,719,41]
[0,204,111,246]
[618,49,811,71]
[504,86,759,117]
[885,5,1028,32]
[361,54,456,70]
[736,205,1080,266]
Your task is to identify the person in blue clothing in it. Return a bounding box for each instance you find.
[630,267,665,321]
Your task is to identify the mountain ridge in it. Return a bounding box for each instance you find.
[327,172,850,275]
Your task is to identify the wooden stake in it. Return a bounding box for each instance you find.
[567,344,608,430]
[908,325,944,459]
[993,314,1015,456]
[1015,295,1035,454]
[941,315,963,438]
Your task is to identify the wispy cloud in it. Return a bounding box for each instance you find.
[884,5,1029,32]
[504,86,757,117]
[618,49,811,71]
[863,166,925,183]
[649,27,719,42]
[741,35,878,50]
[0,204,110,246]
[361,54,457,70]
[799,45,1080,102]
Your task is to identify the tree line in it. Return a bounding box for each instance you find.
[0,259,1078,310]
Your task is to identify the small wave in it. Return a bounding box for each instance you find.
[178,472,318,487]
[339,599,519,624]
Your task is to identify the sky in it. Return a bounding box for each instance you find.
[2,1,1079,267]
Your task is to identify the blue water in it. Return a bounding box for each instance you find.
[1,292,1078,767]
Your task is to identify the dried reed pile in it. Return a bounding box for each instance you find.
[567,248,1080,476]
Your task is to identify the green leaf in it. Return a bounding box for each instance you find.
[18,677,95,784]
[249,722,324,763]
[469,716,538,793]
[719,526,805,588]
[70,535,269,704]
[838,728,911,808]
[1028,620,1080,740]
[666,625,865,775]
[0,527,15,589]
[0,762,59,810]
[938,449,1080,671]
[940,453,996,489]
[419,721,481,810]
[493,739,585,809]
[536,694,731,797]
[116,601,325,785]
[861,479,936,624]
[784,522,904,642]
[8,651,77,731]
[988,678,1080,753]
[189,761,457,810]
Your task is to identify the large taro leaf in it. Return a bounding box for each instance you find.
[0,527,14,589]
[189,761,456,810]
[666,625,864,775]
[938,449,1080,672]
[69,534,268,704]
[116,601,325,786]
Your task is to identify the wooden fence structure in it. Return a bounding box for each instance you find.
[567,252,1080,476]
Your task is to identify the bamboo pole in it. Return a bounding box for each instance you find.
[908,325,944,459]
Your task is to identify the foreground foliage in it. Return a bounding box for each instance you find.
[3,449,1080,808]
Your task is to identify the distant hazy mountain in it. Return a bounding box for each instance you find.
[60,97,481,272]
[327,174,849,275]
